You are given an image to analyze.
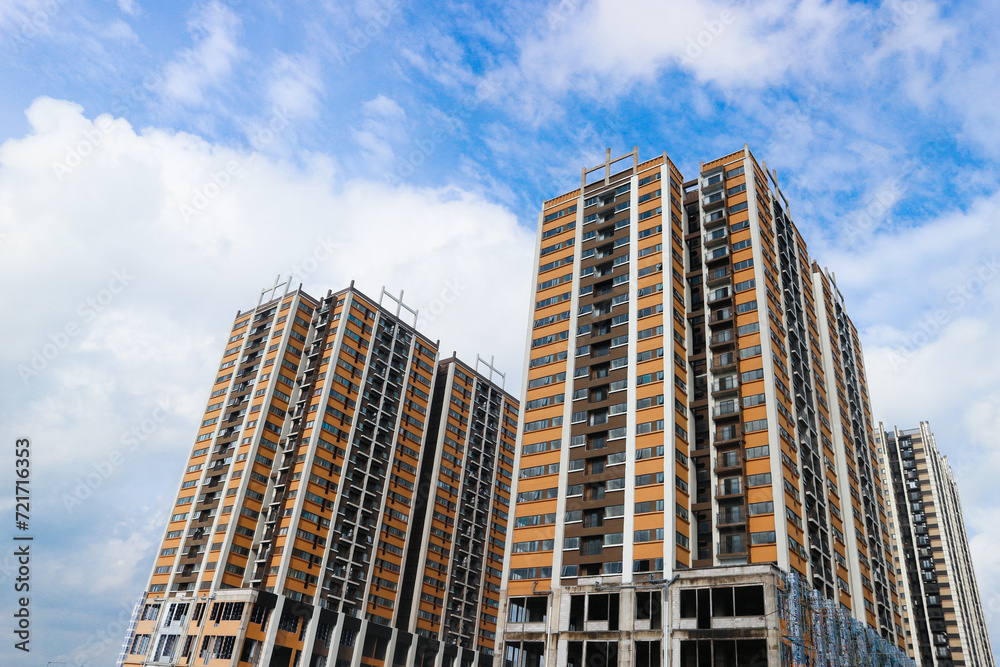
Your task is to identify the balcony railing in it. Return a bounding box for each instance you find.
[716,481,743,498]
[718,536,747,557]
[714,424,743,444]
[709,330,734,347]
[712,402,739,418]
[707,287,732,304]
[710,352,737,371]
[709,307,733,325]
[711,376,738,395]
[705,246,730,263]
[705,266,731,285]
[715,454,742,473]
[704,229,728,247]
[704,210,726,227]
[717,507,745,525]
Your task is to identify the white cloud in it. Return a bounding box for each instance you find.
[2,94,534,447]
[266,53,324,120]
[473,0,864,122]
[0,95,536,663]
[102,17,140,42]
[350,94,409,173]
[117,0,139,16]
[814,188,1000,651]
[159,1,244,107]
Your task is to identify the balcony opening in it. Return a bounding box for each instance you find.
[636,591,662,625]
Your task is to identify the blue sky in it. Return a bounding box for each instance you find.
[1,0,999,663]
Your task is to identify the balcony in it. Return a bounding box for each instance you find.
[704,210,726,228]
[714,424,743,446]
[709,307,733,327]
[717,506,746,526]
[710,352,737,372]
[716,478,743,499]
[705,246,730,264]
[711,376,738,397]
[704,229,728,247]
[707,286,732,305]
[705,266,732,286]
[703,200,726,218]
[718,536,748,558]
[714,453,742,474]
[712,401,739,419]
[709,330,735,349]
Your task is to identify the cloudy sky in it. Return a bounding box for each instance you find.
[1,0,999,663]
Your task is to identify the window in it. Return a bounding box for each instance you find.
[634,528,664,542]
[507,596,548,623]
[636,472,664,486]
[635,500,664,514]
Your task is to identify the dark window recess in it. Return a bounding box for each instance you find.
[636,590,662,625]
[608,594,620,631]
[587,642,617,666]
[362,635,388,660]
[679,639,766,667]
[635,641,662,667]
[697,588,711,629]
[711,587,735,617]
[508,596,548,623]
[588,594,609,621]
[734,585,765,616]
[503,642,544,667]
[569,595,585,631]
[680,589,697,619]
[567,641,584,667]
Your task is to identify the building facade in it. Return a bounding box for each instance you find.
[119,280,518,667]
[877,422,995,667]
[498,147,911,666]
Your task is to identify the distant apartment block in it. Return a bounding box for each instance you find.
[120,280,518,667]
[878,422,995,667]
[497,147,912,666]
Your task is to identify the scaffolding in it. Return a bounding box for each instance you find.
[115,590,147,667]
[778,570,914,667]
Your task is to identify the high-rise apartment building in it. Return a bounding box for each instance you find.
[119,280,518,667]
[877,422,995,667]
[498,147,911,666]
